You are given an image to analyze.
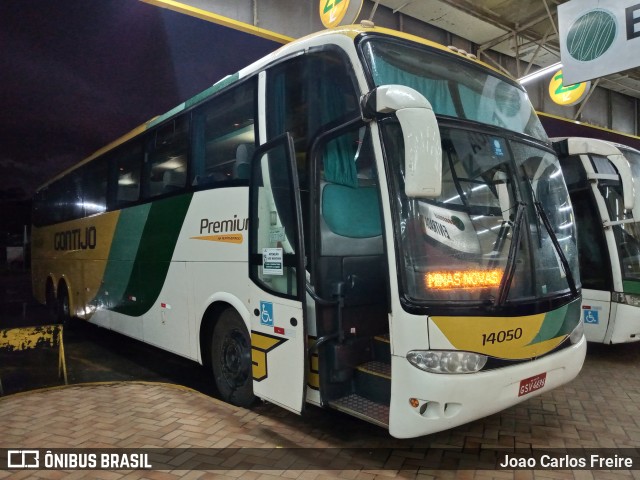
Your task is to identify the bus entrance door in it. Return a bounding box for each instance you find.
[248,134,307,414]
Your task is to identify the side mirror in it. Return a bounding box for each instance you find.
[361,85,442,198]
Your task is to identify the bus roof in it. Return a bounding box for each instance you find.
[551,136,627,157]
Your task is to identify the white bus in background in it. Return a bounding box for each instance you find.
[554,137,640,344]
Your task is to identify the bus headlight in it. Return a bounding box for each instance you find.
[612,292,640,308]
[407,350,487,374]
[569,321,584,344]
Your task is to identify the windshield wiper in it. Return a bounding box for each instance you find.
[496,201,525,305]
[534,201,578,296]
[520,169,578,297]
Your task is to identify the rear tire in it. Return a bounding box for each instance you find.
[56,283,72,326]
[45,279,57,321]
[211,309,255,408]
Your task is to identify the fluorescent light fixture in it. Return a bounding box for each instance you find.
[518,62,562,85]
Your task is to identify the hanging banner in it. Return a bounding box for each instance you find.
[319,0,363,29]
[558,0,640,85]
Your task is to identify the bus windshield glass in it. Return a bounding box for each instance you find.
[383,122,580,306]
[360,37,547,140]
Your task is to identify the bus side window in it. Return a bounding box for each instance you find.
[80,156,108,216]
[559,155,588,189]
[113,140,143,208]
[266,49,359,181]
[192,79,257,187]
[145,116,189,198]
[53,173,83,223]
[570,189,613,291]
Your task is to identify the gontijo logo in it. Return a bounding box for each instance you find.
[54,226,97,250]
[191,215,248,244]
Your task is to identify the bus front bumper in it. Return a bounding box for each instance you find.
[388,335,586,438]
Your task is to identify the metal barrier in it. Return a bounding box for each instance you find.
[0,324,67,395]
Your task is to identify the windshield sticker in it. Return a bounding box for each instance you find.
[419,203,481,254]
[492,138,505,157]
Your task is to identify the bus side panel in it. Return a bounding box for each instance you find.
[31,211,121,318]
[186,261,251,362]
[581,288,611,343]
[105,195,192,317]
[172,188,251,361]
[606,303,640,343]
[141,261,192,358]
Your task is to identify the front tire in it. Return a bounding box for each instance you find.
[211,309,255,408]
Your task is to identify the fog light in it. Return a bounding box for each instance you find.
[407,350,487,374]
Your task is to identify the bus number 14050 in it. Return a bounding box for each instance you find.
[481,327,523,346]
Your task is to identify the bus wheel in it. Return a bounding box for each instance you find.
[211,309,255,408]
[45,280,57,320]
[57,283,72,326]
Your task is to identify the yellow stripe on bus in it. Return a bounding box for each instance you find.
[431,313,565,359]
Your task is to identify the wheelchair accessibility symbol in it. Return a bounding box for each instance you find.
[260,301,274,326]
[583,309,599,324]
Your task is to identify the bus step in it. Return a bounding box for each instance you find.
[373,334,391,364]
[356,360,390,378]
[330,393,389,428]
[355,360,391,404]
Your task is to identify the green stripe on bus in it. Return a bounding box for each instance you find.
[145,74,239,130]
[92,204,152,311]
[623,280,640,295]
[185,73,240,109]
[112,194,193,316]
[147,102,187,129]
[528,298,580,345]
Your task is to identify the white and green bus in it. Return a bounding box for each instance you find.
[32,24,585,438]
[554,137,640,344]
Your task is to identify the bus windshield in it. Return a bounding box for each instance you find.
[383,122,579,306]
[360,37,547,141]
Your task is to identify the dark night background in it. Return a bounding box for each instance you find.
[0,0,282,236]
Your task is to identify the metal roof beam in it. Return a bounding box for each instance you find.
[478,11,554,53]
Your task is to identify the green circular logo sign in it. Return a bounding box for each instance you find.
[566,9,617,62]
